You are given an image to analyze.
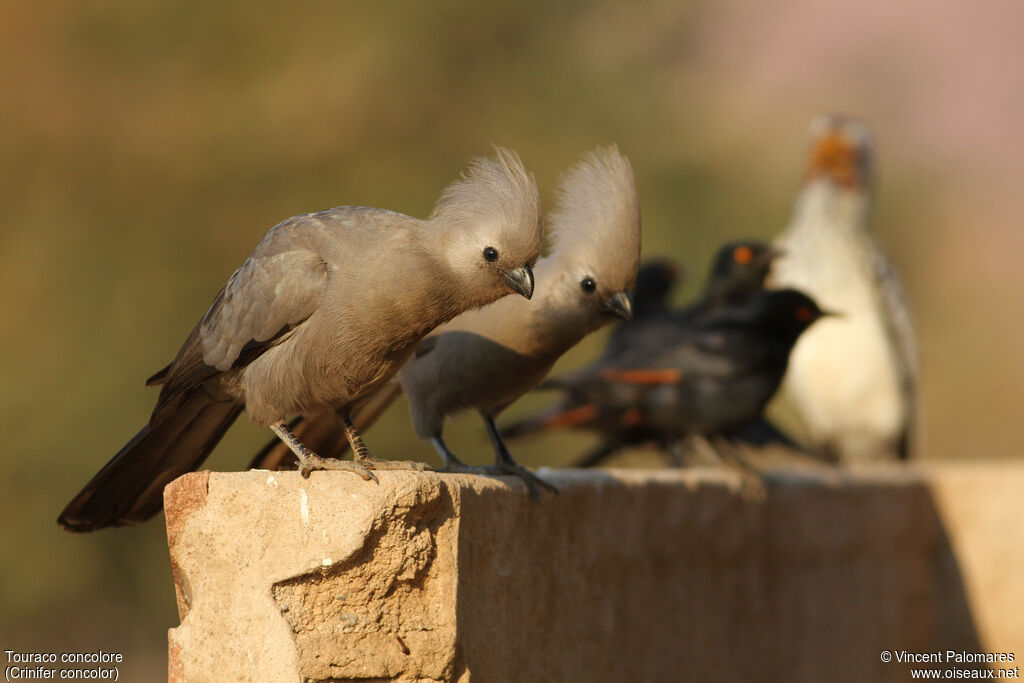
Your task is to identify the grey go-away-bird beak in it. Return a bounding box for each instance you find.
[605,291,633,320]
[503,265,535,300]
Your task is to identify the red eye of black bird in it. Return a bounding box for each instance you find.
[483,246,499,262]
[581,277,596,293]
[733,245,754,265]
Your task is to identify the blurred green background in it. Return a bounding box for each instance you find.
[3,0,1022,677]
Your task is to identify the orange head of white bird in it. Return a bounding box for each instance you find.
[803,115,873,191]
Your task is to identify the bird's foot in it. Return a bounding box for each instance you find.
[701,435,767,502]
[431,461,557,500]
[296,453,378,482]
[492,462,559,500]
[738,472,767,503]
[428,460,480,475]
[354,457,429,472]
[340,416,430,472]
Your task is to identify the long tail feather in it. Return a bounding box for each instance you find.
[58,392,241,532]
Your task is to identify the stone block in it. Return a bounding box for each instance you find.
[165,464,1022,682]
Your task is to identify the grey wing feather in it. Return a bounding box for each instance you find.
[199,219,329,371]
[864,235,918,456]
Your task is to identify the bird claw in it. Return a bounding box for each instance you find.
[499,463,559,500]
[428,461,478,475]
[737,471,767,503]
[430,462,558,500]
[295,451,430,482]
[295,454,378,483]
[355,457,429,472]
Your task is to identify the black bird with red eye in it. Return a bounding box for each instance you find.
[676,240,784,323]
[503,286,831,468]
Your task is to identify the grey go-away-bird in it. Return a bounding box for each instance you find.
[58,148,543,532]
[251,145,641,496]
[770,115,918,461]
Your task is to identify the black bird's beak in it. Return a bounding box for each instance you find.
[757,246,786,267]
[503,265,534,300]
[819,308,845,319]
[605,291,633,320]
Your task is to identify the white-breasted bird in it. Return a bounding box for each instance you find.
[251,145,642,495]
[769,115,917,461]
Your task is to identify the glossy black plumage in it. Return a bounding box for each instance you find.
[503,244,819,467]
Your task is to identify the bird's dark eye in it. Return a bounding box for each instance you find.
[580,277,596,293]
[483,246,499,262]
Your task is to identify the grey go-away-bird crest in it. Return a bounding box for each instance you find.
[546,145,641,291]
[430,146,541,243]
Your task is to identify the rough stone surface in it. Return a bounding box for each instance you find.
[165,463,1023,682]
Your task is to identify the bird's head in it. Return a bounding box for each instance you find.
[541,145,642,327]
[631,259,684,318]
[431,147,543,306]
[803,114,874,192]
[756,288,835,345]
[706,240,783,304]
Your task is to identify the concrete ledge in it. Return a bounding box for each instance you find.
[164,463,1023,682]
